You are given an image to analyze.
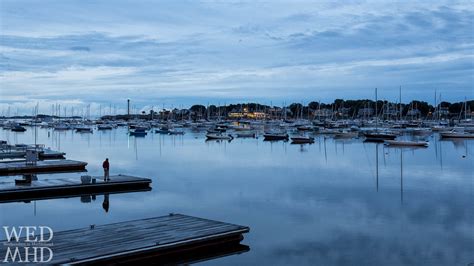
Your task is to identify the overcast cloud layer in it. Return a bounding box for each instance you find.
[0,0,473,114]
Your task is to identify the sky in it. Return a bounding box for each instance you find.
[0,0,473,115]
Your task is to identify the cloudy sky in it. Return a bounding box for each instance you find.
[0,0,473,115]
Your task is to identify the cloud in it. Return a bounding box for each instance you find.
[0,1,473,114]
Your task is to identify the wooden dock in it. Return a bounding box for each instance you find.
[0,159,87,175]
[0,174,151,202]
[0,214,250,265]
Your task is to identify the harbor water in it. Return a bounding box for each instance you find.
[0,127,473,265]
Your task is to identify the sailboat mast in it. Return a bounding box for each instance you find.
[375,88,378,131]
[465,97,467,120]
[399,86,402,121]
[434,89,437,122]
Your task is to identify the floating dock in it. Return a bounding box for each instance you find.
[0,214,250,265]
[0,174,151,202]
[0,159,87,175]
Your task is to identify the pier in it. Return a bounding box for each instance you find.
[0,159,87,175]
[0,214,250,265]
[0,174,151,202]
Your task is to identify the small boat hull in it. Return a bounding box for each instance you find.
[206,134,233,140]
[263,134,289,141]
[364,132,396,142]
[384,140,428,147]
[291,137,315,144]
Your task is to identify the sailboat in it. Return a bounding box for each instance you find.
[364,88,396,142]
[440,127,474,139]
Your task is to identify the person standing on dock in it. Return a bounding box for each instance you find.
[102,158,110,181]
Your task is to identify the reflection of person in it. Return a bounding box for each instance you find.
[102,194,109,213]
[102,158,110,181]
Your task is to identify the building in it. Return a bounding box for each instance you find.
[228,111,267,119]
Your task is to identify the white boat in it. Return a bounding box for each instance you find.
[206,133,233,140]
[384,140,428,147]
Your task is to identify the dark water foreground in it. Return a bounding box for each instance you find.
[0,128,472,266]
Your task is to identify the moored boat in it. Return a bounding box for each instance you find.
[236,131,256,138]
[155,127,171,134]
[364,132,397,142]
[291,136,315,144]
[75,126,93,133]
[440,130,474,139]
[168,129,185,135]
[11,125,27,132]
[206,133,233,140]
[263,132,289,141]
[129,128,147,137]
[384,140,428,147]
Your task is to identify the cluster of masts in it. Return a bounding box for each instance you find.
[2,113,474,146]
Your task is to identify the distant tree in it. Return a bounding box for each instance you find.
[308,101,319,110]
[449,102,463,114]
[288,103,303,118]
[334,99,345,108]
[190,105,206,113]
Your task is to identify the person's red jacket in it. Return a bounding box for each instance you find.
[103,160,109,169]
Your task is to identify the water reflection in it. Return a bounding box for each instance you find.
[102,194,109,213]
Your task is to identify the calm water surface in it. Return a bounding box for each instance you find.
[0,127,473,266]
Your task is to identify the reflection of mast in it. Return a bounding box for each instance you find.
[324,137,328,163]
[400,150,404,204]
[376,143,379,192]
[134,136,138,160]
[439,137,443,169]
